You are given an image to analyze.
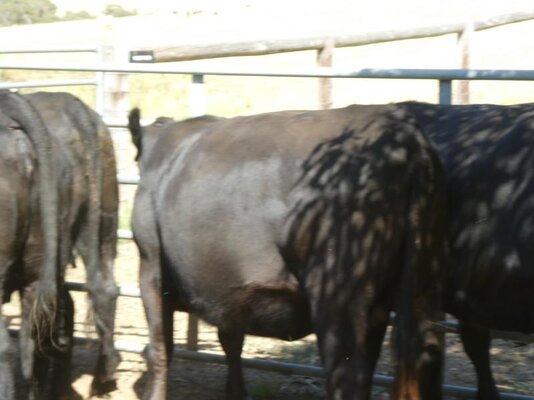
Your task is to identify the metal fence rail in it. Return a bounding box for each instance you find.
[0,79,97,89]
[0,47,99,54]
[5,61,534,80]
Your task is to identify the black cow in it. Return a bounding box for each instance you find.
[24,92,121,398]
[403,102,534,400]
[0,91,119,399]
[0,91,60,399]
[129,105,447,400]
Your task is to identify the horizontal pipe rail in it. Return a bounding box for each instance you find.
[117,174,140,185]
[436,321,534,343]
[0,47,98,54]
[9,328,530,400]
[66,281,140,297]
[7,327,533,399]
[0,79,97,89]
[104,117,154,128]
[117,229,133,240]
[160,350,534,400]
[3,62,534,81]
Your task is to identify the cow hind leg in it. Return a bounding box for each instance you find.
[30,288,81,400]
[87,281,120,396]
[0,311,15,400]
[392,259,445,400]
[0,260,15,400]
[19,284,38,399]
[84,251,120,396]
[50,289,82,400]
[140,256,169,400]
[460,322,499,400]
[162,298,174,364]
[218,329,247,400]
[317,302,389,400]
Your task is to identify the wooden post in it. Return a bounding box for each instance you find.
[457,23,473,104]
[95,45,108,116]
[317,39,335,109]
[107,45,130,119]
[129,11,534,63]
[186,314,199,351]
[98,25,129,119]
[98,46,130,118]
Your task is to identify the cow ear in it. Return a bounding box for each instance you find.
[128,108,142,161]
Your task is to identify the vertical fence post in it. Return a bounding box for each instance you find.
[95,45,108,116]
[189,74,206,117]
[317,39,335,110]
[186,314,199,351]
[457,23,473,104]
[439,79,453,105]
[96,44,129,119]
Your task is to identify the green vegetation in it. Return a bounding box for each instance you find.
[60,10,94,21]
[0,0,58,26]
[103,4,136,18]
[0,0,136,26]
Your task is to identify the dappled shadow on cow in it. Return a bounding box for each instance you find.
[279,114,448,400]
[404,102,534,400]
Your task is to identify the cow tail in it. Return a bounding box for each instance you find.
[66,97,102,297]
[128,107,142,161]
[0,91,59,341]
[393,128,445,400]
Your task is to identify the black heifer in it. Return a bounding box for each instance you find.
[0,91,60,399]
[23,91,121,397]
[129,105,447,400]
[403,102,534,400]
[0,91,118,398]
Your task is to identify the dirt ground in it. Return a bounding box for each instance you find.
[4,239,533,399]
